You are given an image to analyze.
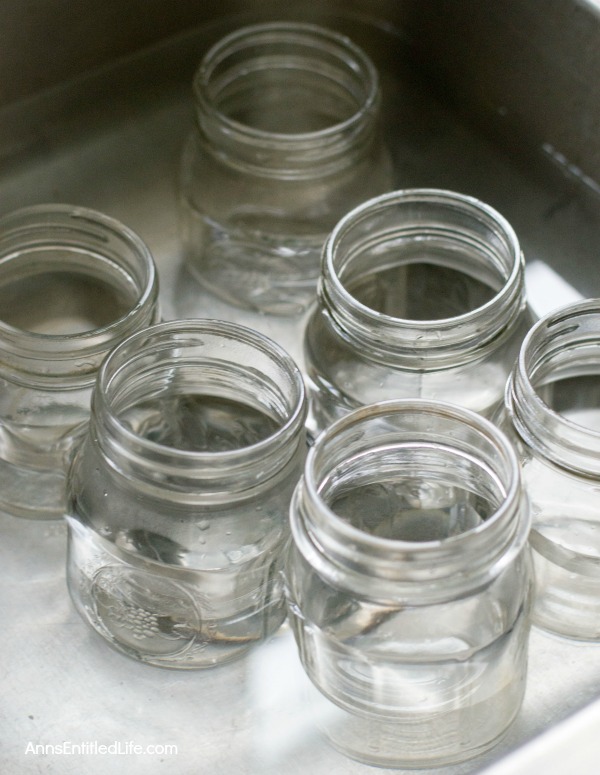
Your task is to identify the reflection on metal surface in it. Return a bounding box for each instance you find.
[541,143,600,199]
[524,260,583,319]
[248,629,335,764]
[479,699,600,775]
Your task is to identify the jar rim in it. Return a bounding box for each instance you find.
[0,204,159,388]
[0,204,158,348]
[303,398,521,554]
[292,399,528,603]
[507,298,600,475]
[325,188,522,325]
[192,21,380,163]
[319,189,525,365]
[94,318,307,466]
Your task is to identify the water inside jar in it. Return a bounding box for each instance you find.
[0,267,136,335]
[214,64,361,134]
[348,262,497,321]
[119,393,281,452]
[321,443,500,543]
[330,481,489,542]
[539,374,600,432]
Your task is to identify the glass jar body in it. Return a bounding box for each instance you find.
[0,205,159,519]
[504,300,600,639]
[511,444,600,639]
[305,304,532,433]
[284,400,532,768]
[286,546,531,768]
[66,320,307,668]
[304,189,531,435]
[68,433,305,668]
[179,22,392,318]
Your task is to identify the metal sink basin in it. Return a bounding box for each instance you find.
[1,2,599,773]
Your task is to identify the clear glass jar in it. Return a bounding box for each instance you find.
[304,188,532,435]
[179,21,392,318]
[0,204,159,520]
[284,399,532,768]
[504,299,600,639]
[66,320,307,668]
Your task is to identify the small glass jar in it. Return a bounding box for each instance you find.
[0,204,159,519]
[504,299,600,639]
[284,399,532,768]
[304,189,531,435]
[66,320,307,668]
[179,21,392,317]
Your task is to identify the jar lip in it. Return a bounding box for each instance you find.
[193,21,380,147]
[303,398,521,555]
[323,188,523,333]
[508,299,600,471]
[94,318,307,464]
[0,203,158,348]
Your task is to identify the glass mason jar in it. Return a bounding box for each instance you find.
[304,189,532,435]
[66,320,307,668]
[0,204,159,520]
[179,21,392,317]
[284,399,532,768]
[504,299,600,639]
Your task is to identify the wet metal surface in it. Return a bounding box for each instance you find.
[1,9,600,774]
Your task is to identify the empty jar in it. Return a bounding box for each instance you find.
[504,299,600,639]
[0,204,159,519]
[66,320,307,668]
[179,21,392,316]
[304,189,531,435]
[284,399,532,768]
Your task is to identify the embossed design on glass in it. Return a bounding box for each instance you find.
[179,21,392,316]
[91,566,202,659]
[505,299,600,639]
[304,189,531,435]
[0,204,159,519]
[284,400,532,768]
[66,320,307,668]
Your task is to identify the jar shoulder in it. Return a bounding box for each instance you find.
[304,303,532,419]
[285,542,532,654]
[180,131,393,219]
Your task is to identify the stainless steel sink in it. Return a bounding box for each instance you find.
[1,2,599,773]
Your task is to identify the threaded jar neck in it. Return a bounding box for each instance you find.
[0,204,159,388]
[291,399,528,604]
[193,22,381,178]
[507,299,600,477]
[90,320,307,501]
[319,189,526,368]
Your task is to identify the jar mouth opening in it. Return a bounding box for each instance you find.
[323,189,523,336]
[193,21,379,146]
[303,399,520,554]
[95,319,306,464]
[510,300,600,467]
[0,205,157,350]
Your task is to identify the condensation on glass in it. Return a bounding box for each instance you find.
[179,21,392,318]
[66,320,307,668]
[504,299,600,640]
[304,188,532,436]
[0,204,159,520]
[284,399,532,768]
